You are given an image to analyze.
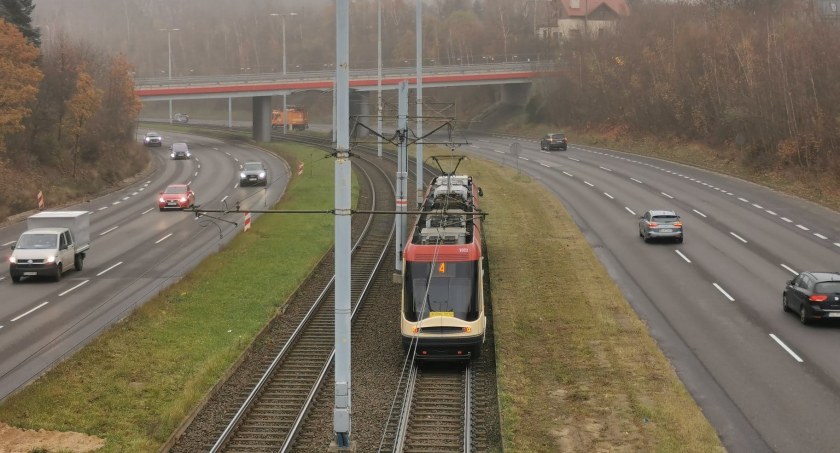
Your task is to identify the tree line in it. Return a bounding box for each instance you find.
[538,0,840,170]
[0,5,145,220]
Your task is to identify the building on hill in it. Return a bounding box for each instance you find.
[538,0,630,41]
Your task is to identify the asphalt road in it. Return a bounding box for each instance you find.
[0,130,290,401]
[462,132,840,453]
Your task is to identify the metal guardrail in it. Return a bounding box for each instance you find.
[134,62,557,88]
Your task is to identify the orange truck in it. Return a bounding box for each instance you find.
[271,106,309,131]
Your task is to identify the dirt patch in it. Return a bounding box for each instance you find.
[0,423,104,453]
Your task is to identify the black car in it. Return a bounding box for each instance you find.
[540,133,568,151]
[783,271,840,324]
[169,142,191,160]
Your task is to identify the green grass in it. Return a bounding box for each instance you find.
[0,140,354,451]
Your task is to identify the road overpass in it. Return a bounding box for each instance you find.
[134,62,554,140]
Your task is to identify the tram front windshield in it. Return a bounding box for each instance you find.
[405,261,478,321]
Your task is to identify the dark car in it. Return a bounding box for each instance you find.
[783,271,840,324]
[158,184,195,210]
[143,132,163,147]
[638,210,683,243]
[170,142,191,160]
[540,132,568,151]
[240,161,268,186]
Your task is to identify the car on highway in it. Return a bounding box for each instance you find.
[170,142,191,160]
[540,132,568,151]
[143,132,163,147]
[240,161,268,186]
[158,184,195,211]
[783,271,840,324]
[173,112,190,123]
[639,210,683,243]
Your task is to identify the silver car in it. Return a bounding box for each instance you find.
[639,210,683,243]
[240,161,268,186]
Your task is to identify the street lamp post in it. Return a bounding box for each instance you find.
[160,28,180,124]
[271,12,298,134]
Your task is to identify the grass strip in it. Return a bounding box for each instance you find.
[429,150,724,452]
[0,141,351,452]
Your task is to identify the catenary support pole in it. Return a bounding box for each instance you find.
[415,1,424,206]
[395,81,408,274]
[331,0,353,450]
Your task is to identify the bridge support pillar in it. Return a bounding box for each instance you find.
[501,83,531,106]
[252,96,272,142]
[351,90,369,137]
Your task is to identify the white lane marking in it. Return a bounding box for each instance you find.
[562,171,573,177]
[603,192,614,199]
[769,334,803,363]
[240,164,243,169]
[795,224,810,231]
[146,181,151,184]
[835,242,840,248]
[599,166,612,172]
[2,241,15,246]
[194,172,198,177]
[814,233,828,240]
[518,156,529,161]
[493,149,505,154]
[781,264,798,275]
[112,201,120,205]
[713,283,735,301]
[221,195,229,203]
[738,197,749,202]
[234,183,240,189]
[567,157,580,162]
[225,152,231,156]
[726,192,734,196]
[132,192,139,196]
[99,226,119,236]
[780,217,792,223]
[97,207,108,211]
[752,203,763,209]
[155,233,173,244]
[630,178,643,184]
[0,276,5,281]
[661,192,674,199]
[540,163,551,168]
[584,181,594,187]
[97,261,123,276]
[675,250,691,263]
[186,180,192,186]
[141,208,154,215]
[625,207,636,216]
[765,210,777,216]
[138,187,145,192]
[11,301,49,322]
[198,164,201,169]
[59,280,89,297]
[692,209,707,218]
[730,232,748,243]
[234,158,239,162]
[122,196,130,201]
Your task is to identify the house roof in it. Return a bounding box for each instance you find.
[557,0,630,18]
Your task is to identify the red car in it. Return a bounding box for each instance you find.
[158,184,195,211]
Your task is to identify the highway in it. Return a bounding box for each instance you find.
[0,130,289,401]
[463,132,840,453]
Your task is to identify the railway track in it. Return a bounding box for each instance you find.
[384,362,473,453]
[168,148,396,452]
[165,124,502,452]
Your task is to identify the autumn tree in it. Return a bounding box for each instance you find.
[65,68,101,178]
[97,55,142,144]
[0,18,41,156]
[0,0,39,45]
